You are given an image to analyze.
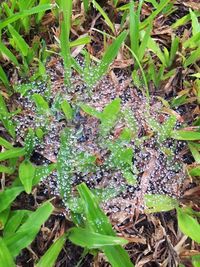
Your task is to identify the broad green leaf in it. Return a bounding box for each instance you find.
[0,186,24,213]
[177,207,200,243]
[0,238,15,267]
[171,130,200,140]
[36,234,67,267]
[68,227,128,248]
[0,147,25,161]
[145,194,178,213]
[19,160,36,194]
[4,201,54,256]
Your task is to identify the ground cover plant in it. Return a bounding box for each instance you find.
[0,0,200,266]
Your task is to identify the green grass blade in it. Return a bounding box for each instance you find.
[0,147,25,161]
[145,194,178,213]
[32,93,51,115]
[84,31,127,87]
[184,46,200,67]
[7,24,30,57]
[61,99,73,120]
[19,160,36,194]
[140,0,170,30]
[171,130,200,140]
[83,0,90,12]
[0,186,24,213]
[0,238,15,267]
[77,183,134,267]
[68,227,128,248]
[0,4,53,30]
[92,0,115,34]
[177,207,200,243]
[60,0,72,85]
[190,8,200,36]
[0,66,9,88]
[3,210,31,237]
[0,137,13,150]
[4,201,54,257]
[0,94,16,138]
[0,42,19,66]
[129,1,140,58]
[36,234,67,267]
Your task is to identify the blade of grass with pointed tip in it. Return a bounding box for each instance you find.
[0,137,13,150]
[92,0,115,34]
[0,147,25,161]
[36,234,67,267]
[77,183,134,267]
[68,227,128,248]
[4,201,54,257]
[145,194,178,213]
[7,24,30,57]
[0,186,24,213]
[84,31,127,87]
[171,130,200,140]
[3,210,32,237]
[0,66,9,88]
[19,160,36,194]
[0,4,53,30]
[0,238,15,267]
[0,42,19,66]
[0,94,16,138]
[60,0,72,85]
[140,0,170,30]
[184,46,200,67]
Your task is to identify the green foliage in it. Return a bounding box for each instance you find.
[59,0,72,85]
[75,183,134,267]
[0,186,24,213]
[4,201,54,257]
[0,95,16,138]
[0,238,15,267]
[36,234,67,267]
[19,160,36,194]
[177,207,200,243]
[68,227,128,248]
